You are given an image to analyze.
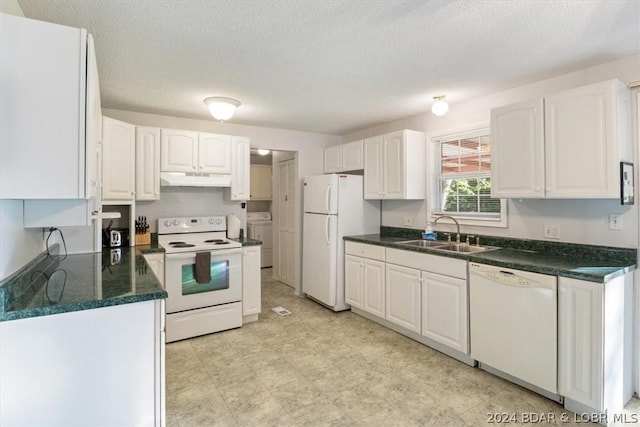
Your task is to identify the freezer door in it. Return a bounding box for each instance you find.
[302,212,338,307]
[303,174,338,214]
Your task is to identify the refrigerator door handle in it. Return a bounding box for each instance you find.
[325,184,332,214]
[324,215,331,246]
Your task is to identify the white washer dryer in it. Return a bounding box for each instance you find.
[247,212,272,268]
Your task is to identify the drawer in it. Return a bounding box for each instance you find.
[386,248,466,279]
[345,241,385,261]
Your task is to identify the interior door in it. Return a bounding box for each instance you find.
[302,212,337,307]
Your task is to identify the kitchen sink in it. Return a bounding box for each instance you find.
[434,243,499,253]
[397,240,498,253]
[396,240,449,248]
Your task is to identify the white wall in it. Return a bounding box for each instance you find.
[342,55,640,249]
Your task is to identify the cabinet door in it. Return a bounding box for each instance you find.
[102,117,135,201]
[229,137,250,200]
[242,245,262,317]
[160,129,198,172]
[198,133,231,173]
[345,255,363,309]
[135,127,160,201]
[362,258,385,318]
[490,99,545,198]
[558,277,603,410]
[342,140,364,172]
[545,81,619,198]
[324,145,343,173]
[385,264,421,333]
[382,131,405,199]
[0,14,87,199]
[250,164,272,200]
[364,135,384,199]
[421,272,468,353]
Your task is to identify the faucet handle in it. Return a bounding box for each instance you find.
[475,236,480,246]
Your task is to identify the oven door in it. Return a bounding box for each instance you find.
[165,248,242,313]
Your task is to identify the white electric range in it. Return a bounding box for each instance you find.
[158,216,242,342]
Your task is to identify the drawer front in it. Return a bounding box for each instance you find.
[345,241,385,261]
[386,248,466,279]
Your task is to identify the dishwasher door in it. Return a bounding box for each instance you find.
[469,262,558,394]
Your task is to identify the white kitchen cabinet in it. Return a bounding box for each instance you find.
[421,272,468,354]
[0,300,165,426]
[250,164,272,200]
[143,252,165,286]
[558,274,633,416]
[364,130,425,199]
[345,242,386,318]
[199,132,232,173]
[135,127,161,201]
[227,136,251,200]
[324,140,364,173]
[102,117,135,201]
[242,245,262,323]
[385,263,421,333]
[160,129,199,172]
[491,80,631,199]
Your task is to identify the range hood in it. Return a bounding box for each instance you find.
[160,172,231,187]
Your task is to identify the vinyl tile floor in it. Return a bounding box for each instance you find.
[165,268,640,427]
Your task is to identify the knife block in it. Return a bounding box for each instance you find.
[135,230,151,246]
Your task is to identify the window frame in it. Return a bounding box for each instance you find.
[429,124,508,228]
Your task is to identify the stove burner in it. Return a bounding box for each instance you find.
[169,241,186,245]
[171,243,195,248]
[214,241,230,245]
[204,239,225,243]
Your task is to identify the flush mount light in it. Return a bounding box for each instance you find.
[431,95,449,117]
[204,97,241,121]
[257,149,270,156]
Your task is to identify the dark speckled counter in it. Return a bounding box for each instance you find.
[344,231,636,283]
[0,246,167,322]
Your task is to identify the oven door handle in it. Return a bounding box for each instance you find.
[165,249,242,260]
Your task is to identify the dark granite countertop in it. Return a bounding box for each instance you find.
[344,230,636,283]
[0,246,167,322]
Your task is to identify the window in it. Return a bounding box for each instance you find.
[432,128,507,227]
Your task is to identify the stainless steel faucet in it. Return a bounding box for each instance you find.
[433,215,461,243]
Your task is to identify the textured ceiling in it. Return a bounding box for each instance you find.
[17,0,640,135]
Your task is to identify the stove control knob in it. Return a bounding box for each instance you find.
[208,218,215,224]
[172,219,180,226]
[216,218,222,225]
[163,220,171,227]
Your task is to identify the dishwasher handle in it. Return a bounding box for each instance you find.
[470,264,556,290]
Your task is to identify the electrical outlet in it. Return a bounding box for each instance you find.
[609,214,622,230]
[403,216,412,226]
[544,224,560,239]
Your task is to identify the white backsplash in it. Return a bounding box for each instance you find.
[135,187,247,233]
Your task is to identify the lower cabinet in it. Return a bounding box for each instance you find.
[421,272,468,354]
[558,274,633,416]
[242,245,262,322]
[385,263,421,333]
[345,242,385,318]
[0,300,165,426]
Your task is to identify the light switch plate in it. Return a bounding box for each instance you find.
[608,214,622,230]
[544,224,560,239]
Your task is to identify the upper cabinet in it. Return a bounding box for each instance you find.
[491,80,631,199]
[1,13,99,201]
[102,117,135,201]
[161,129,233,174]
[250,164,272,200]
[227,137,250,200]
[364,130,426,199]
[324,140,364,173]
[135,127,161,201]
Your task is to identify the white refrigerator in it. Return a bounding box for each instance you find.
[302,174,380,311]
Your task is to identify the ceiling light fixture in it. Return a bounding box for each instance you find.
[257,149,270,156]
[431,95,449,117]
[204,97,241,121]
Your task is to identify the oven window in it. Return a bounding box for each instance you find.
[181,260,230,295]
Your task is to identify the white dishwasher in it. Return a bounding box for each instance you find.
[469,262,558,396]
